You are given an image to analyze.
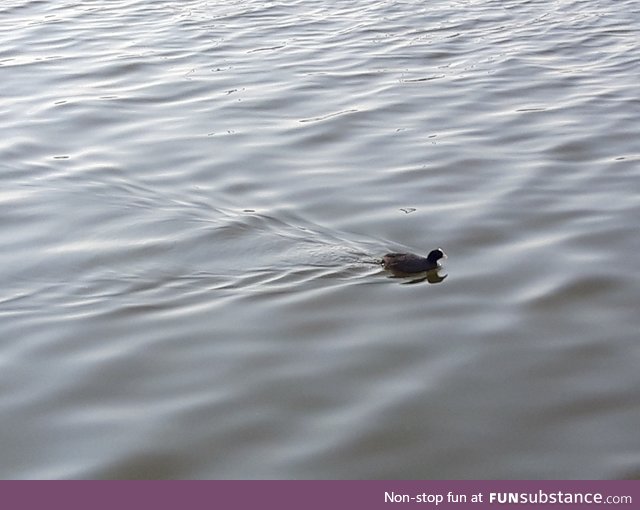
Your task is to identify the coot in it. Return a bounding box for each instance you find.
[382,248,446,274]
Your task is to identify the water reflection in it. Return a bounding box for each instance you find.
[388,268,448,285]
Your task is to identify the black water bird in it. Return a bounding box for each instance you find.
[382,248,447,274]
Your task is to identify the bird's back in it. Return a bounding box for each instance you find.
[382,252,430,272]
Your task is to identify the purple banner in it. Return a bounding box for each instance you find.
[2,480,638,510]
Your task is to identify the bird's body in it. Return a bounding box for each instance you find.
[382,248,446,274]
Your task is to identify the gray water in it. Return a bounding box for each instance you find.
[1,0,639,479]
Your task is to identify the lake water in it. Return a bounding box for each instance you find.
[1,0,639,479]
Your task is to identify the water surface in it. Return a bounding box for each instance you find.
[1,0,639,479]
